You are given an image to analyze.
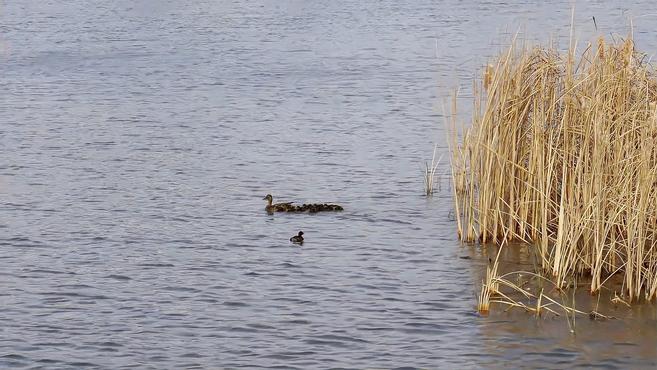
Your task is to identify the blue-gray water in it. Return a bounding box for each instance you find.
[2,1,657,368]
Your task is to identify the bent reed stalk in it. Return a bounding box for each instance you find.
[449,34,657,303]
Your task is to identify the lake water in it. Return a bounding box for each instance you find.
[2,1,656,368]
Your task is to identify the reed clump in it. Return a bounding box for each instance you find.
[449,35,657,302]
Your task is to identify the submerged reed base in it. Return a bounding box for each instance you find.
[476,245,619,326]
[449,34,657,310]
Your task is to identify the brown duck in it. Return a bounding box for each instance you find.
[263,194,297,213]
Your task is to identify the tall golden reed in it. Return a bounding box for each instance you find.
[449,35,657,302]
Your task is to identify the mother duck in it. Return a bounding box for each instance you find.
[263,194,298,213]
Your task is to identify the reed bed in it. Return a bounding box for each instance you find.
[449,35,657,303]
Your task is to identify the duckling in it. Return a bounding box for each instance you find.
[320,203,343,212]
[307,205,319,213]
[263,194,296,213]
[290,231,304,244]
[286,205,305,212]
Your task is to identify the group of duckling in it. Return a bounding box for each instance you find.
[263,194,344,214]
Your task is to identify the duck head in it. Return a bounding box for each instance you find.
[263,194,273,205]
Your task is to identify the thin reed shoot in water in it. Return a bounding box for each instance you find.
[423,143,442,195]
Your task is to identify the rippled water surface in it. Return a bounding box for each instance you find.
[2,1,657,368]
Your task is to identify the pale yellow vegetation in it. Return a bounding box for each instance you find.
[449,34,657,308]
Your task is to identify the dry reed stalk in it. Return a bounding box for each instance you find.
[449,34,657,302]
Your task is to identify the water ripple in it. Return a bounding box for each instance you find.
[1,0,656,369]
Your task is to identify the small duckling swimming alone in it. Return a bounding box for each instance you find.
[290,231,304,244]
